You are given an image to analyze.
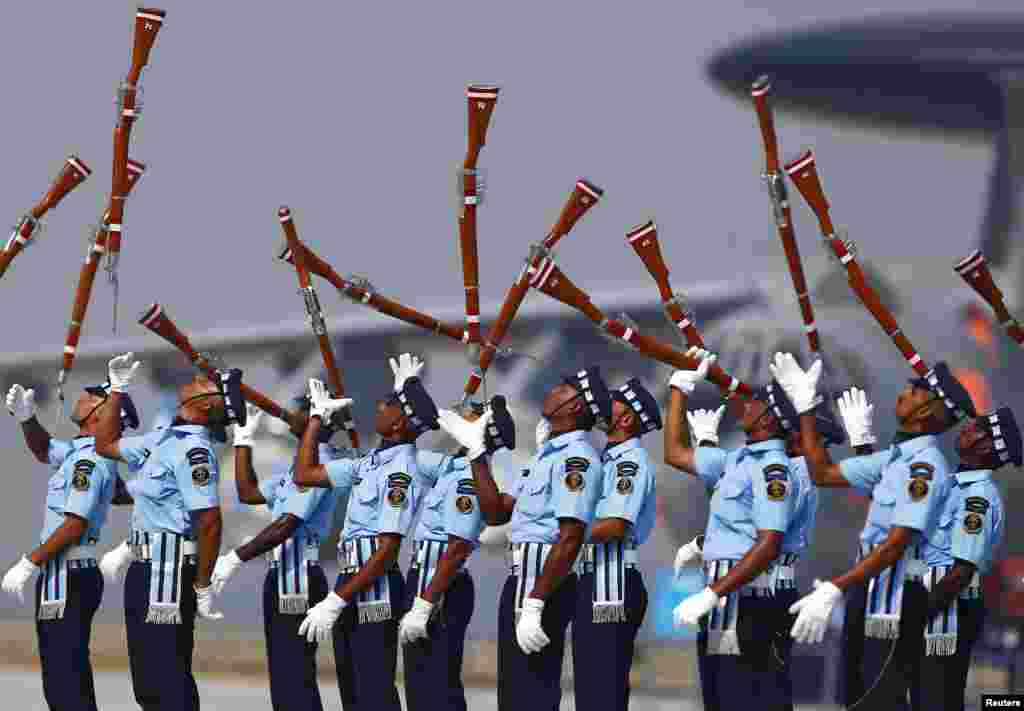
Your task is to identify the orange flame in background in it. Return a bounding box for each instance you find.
[953,366,993,414]
[963,303,997,367]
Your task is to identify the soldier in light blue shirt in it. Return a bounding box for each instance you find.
[209,397,349,711]
[440,366,611,711]
[912,406,1015,711]
[399,395,516,711]
[663,349,805,711]
[292,355,439,711]
[95,354,247,711]
[2,381,137,711]
[771,354,975,711]
[572,377,660,711]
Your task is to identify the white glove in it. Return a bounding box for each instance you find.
[790,580,842,644]
[437,408,492,461]
[99,541,135,584]
[399,596,434,644]
[669,347,716,395]
[307,379,354,421]
[837,387,876,447]
[535,418,551,450]
[768,352,823,414]
[231,405,263,448]
[389,353,424,392]
[211,550,244,595]
[6,385,37,422]
[107,352,142,394]
[674,586,720,627]
[194,584,224,621]
[687,405,726,445]
[298,591,347,643]
[516,597,550,654]
[1,556,38,603]
[673,536,703,577]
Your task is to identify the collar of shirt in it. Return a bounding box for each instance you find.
[539,429,588,458]
[887,433,939,462]
[70,436,96,451]
[602,437,641,462]
[736,438,786,462]
[955,469,992,487]
[170,423,210,436]
[370,441,414,465]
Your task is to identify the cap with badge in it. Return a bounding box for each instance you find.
[562,366,613,429]
[611,377,662,434]
[388,376,439,437]
[910,362,977,423]
[980,406,1022,467]
[465,395,516,453]
[758,381,845,446]
[82,382,140,430]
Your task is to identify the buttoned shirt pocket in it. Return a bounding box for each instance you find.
[518,475,551,517]
[866,482,898,529]
[45,475,67,513]
[715,476,752,528]
[355,479,380,506]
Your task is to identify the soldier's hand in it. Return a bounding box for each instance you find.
[107,352,142,394]
[768,352,822,414]
[1,557,38,603]
[398,596,433,645]
[515,597,550,654]
[437,408,492,461]
[194,584,224,621]
[686,405,726,445]
[669,348,716,395]
[789,579,841,644]
[837,387,876,447]
[307,379,353,421]
[673,536,703,577]
[298,591,347,643]
[231,405,263,448]
[99,541,135,584]
[534,418,551,451]
[211,551,244,595]
[5,385,36,422]
[389,353,424,392]
[673,586,720,627]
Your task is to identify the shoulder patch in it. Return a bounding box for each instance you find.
[387,472,412,489]
[762,463,789,481]
[766,479,788,501]
[909,462,934,480]
[72,459,95,492]
[965,496,990,514]
[186,447,211,466]
[564,470,586,493]
[455,495,475,514]
[963,512,983,534]
[191,464,211,487]
[387,486,407,508]
[616,477,633,494]
[616,461,639,477]
[908,477,930,502]
[565,456,590,473]
[456,478,477,495]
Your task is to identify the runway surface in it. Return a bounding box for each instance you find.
[0,668,841,710]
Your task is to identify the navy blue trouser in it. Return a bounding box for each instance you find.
[125,560,199,711]
[910,598,985,711]
[401,568,475,711]
[35,565,103,711]
[854,581,928,711]
[263,565,329,711]
[840,580,869,707]
[698,595,793,711]
[497,573,577,711]
[332,569,405,711]
[571,568,648,711]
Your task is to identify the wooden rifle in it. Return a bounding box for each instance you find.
[955,250,1024,346]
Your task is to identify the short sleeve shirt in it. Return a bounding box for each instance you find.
[256,444,344,545]
[413,451,484,546]
[926,469,1004,573]
[39,436,119,545]
[335,443,424,541]
[594,438,656,546]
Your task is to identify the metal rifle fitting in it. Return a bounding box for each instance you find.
[761,171,789,229]
[301,286,326,336]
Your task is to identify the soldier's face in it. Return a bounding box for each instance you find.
[374,399,406,437]
[739,398,772,433]
[542,383,581,420]
[73,393,109,429]
[607,399,634,435]
[957,418,992,457]
[895,384,937,422]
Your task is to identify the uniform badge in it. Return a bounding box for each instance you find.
[616,477,633,494]
[965,496,990,514]
[909,462,934,479]
[71,460,95,492]
[455,495,474,514]
[565,456,590,473]
[762,463,789,481]
[187,447,212,486]
[456,478,477,495]
[192,466,211,486]
[766,479,788,501]
[387,487,407,507]
[564,471,585,492]
[908,477,930,502]
[616,461,639,477]
[963,512,983,534]
[387,472,412,489]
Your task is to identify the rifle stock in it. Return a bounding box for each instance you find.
[278,207,359,448]
[528,257,751,398]
[785,149,929,375]
[462,179,603,400]
[0,156,92,280]
[955,251,1024,345]
[751,77,820,353]
[138,302,300,429]
[59,159,146,390]
[458,84,500,344]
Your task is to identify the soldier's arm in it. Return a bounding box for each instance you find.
[234,444,266,504]
[710,530,783,596]
[292,416,331,488]
[589,518,630,543]
[832,526,914,591]
[926,560,976,616]
[94,392,128,461]
[470,457,514,525]
[192,507,223,588]
[422,536,474,603]
[663,388,697,474]
[235,514,302,562]
[530,518,585,600]
[20,416,52,464]
[798,412,849,486]
[334,532,402,601]
[28,514,89,566]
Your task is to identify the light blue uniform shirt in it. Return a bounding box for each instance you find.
[508,430,603,545]
[839,434,951,557]
[325,442,423,541]
[120,424,220,537]
[697,439,800,560]
[785,456,819,556]
[414,451,484,545]
[594,438,656,546]
[257,444,344,545]
[40,437,119,545]
[927,469,1004,573]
